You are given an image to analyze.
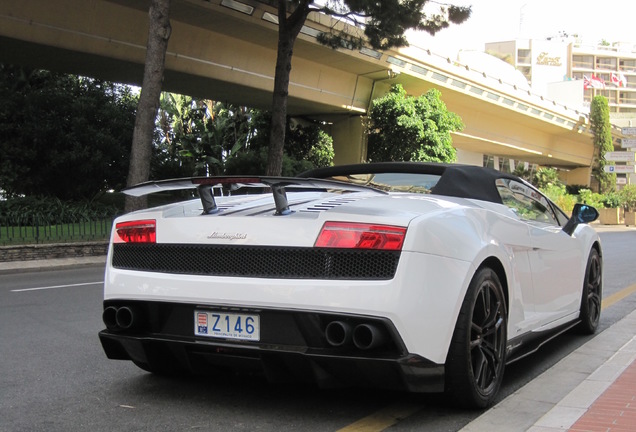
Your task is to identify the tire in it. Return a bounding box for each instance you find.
[445,267,507,408]
[576,248,602,335]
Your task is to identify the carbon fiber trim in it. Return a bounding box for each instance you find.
[112,243,400,280]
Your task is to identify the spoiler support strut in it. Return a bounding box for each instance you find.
[271,184,291,215]
[197,185,219,215]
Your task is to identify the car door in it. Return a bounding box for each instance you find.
[527,221,584,327]
[496,179,584,328]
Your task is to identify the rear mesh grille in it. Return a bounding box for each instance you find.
[112,244,400,280]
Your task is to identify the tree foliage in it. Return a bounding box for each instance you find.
[225,147,315,176]
[315,0,471,50]
[0,64,138,200]
[265,0,471,175]
[153,94,253,178]
[366,84,463,163]
[152,95,333,177]
[225,110,334,175]
[532,167,562,190]
[590,95,616,193]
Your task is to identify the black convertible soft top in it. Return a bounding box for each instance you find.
[300,162,522,205]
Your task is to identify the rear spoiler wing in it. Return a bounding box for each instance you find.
[122,176,385,215]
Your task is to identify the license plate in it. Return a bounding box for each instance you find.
[194,311,260,341]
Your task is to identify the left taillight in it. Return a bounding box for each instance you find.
[314,221,406,251]
[114,219,156,243]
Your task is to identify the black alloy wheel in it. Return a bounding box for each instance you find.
[445,267,507,408]
[577,248,602,334]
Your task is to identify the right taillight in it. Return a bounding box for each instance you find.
[314,222,406,251]
[114,219,156,243]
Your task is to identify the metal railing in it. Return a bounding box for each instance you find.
[0,218,114,246]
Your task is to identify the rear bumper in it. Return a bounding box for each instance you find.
[99,332,445,392]
[98,300,446,393]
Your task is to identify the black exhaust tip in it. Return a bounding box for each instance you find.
[325,321,353,347]
[115,306,136,330]
[102,306,119,331]
[353,323,387,350]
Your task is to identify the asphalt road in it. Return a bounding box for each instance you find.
[1,230,635,432]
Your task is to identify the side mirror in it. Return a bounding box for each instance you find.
[574,204,599,224]
[563,204,599,236]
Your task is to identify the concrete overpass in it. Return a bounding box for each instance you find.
[0,0,612,184]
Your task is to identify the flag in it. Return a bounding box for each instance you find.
[611,73,619,86]
[610,73,625,87]
[590,74,605,89]
[618,72,627,87]
[610,72,627,87]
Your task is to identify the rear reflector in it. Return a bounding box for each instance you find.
[114,220,156,243]
[315,222,406,250]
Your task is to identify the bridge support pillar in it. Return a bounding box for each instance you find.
[561,167,592,187]
[329,116,366,165]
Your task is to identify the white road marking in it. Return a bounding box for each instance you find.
[10,281,103,292]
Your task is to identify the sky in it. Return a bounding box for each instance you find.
[408,0,636,55]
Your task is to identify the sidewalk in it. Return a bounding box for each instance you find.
[0,255,106,274]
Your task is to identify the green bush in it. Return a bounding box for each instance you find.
[0,196,119,226]
[619,184,636,211]
[578,189,606,209]
[601,192,622,209]
[535,185,634,215]
[542,184,576,213]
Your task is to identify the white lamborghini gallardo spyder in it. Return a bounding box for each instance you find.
[99,162,602,407]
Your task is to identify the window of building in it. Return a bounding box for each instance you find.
[573,55,594,69]
[517,49,531,64]
[596,57,617,70]
[484,155,497,170]
[620,92,636,104]
[499,158,513,173]
[619,59,636,72]
[599,90,618,104]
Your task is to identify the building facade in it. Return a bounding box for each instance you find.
[485,38,636,186]
[485,39,636,121]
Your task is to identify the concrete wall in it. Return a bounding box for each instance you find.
[0,242,108,262]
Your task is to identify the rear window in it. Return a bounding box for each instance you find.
[323,173,442,193]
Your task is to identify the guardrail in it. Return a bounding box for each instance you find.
[0,219,113,246]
